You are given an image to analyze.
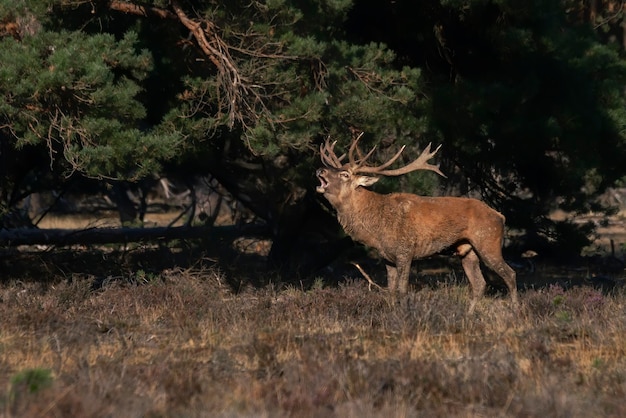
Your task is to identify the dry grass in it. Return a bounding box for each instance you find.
[36,212,187,229]
[1,254,625,418]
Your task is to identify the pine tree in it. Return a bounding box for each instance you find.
[0,1,433,273]
[3,0,626,265]
[349,0,626,256]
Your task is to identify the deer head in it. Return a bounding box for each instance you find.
[316,133,446,207]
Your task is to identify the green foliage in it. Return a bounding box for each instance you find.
[133,269,161,285]
[10,368,53,394]
[415,0,626,251]
[0,25,176,180]
[2,0,626,255]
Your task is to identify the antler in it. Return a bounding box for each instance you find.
[320,132,376,169]
[347,132,378,167]
[320,133,446,178]
[356,142,446,178]
[320,137,346,168]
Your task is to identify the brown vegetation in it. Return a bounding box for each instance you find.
[1,250,625,417]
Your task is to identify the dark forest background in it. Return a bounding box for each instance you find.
[2,0,626,278]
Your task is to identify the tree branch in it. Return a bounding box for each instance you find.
[106,0,264,132]
[108,0,176,19]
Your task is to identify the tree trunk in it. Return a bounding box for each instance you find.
[268,193,354,279]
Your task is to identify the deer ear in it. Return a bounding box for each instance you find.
[355,175,379,188]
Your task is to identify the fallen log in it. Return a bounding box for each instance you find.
[0,224,269,247]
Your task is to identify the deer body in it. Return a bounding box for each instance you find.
[316,136,518,312]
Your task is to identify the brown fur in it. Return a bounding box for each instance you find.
[316,165,518,313]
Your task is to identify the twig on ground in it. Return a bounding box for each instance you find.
[351,262,383,291]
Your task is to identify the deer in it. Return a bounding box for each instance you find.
[315,133,518,313]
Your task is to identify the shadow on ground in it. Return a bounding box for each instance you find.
[2,236,624,300]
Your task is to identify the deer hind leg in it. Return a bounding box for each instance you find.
[459,245,486,314]
[473,241,519,310]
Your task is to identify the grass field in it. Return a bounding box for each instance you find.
[1,247,625,417]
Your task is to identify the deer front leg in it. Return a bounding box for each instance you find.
[395,256,412,294]
[386,257,411,293]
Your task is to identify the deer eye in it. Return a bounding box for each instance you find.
[339,171,350,180]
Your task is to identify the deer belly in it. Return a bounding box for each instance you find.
[374,240,433,262]
[411,239,451,259]
[412,243,438,258]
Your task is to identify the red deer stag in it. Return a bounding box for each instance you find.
[316,134,518,313]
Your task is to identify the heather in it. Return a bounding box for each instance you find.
[1,249,624,417]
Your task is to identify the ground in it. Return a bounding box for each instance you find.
[1,210,625,417]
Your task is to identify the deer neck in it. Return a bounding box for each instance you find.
[334,188,384,244]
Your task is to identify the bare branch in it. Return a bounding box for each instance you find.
[102,1,324,150]
[351,262,383,291]
[108,0,176,19]
[346,66,410,104]
[105,0,279,134]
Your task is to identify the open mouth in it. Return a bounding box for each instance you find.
[316,169,329,193]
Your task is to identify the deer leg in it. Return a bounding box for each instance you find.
[460,248,486,314]
[470,235,519,309]
[477,250,519,309]
[385,263,398,292]
[395,257,412,294]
